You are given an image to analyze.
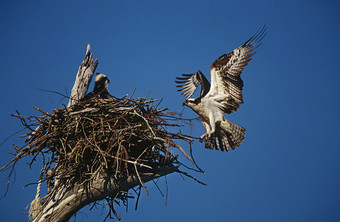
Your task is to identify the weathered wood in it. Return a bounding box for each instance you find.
[33,165,178,222]
[67,44,98,107]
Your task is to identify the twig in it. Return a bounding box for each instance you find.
[133,110,156,137]
[33,106,52,116]
[134,147,150,195]
[177,169,207,186]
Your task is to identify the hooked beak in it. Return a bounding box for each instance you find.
[182,100,187,106]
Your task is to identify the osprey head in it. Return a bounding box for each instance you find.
[82,73,113,101]
[182,98,199,108]
[93,73,113,99]
[95,73,110,89]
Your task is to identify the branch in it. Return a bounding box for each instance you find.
[32,165,178,222]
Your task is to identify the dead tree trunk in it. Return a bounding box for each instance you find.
[67,44,98,107]
[33,166,177,222]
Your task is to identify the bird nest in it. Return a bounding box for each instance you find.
[2,95,203,220]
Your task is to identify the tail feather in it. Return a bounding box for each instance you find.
[206,119,245,152]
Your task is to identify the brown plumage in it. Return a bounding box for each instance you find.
[175,25,266,151]
[82,73,113,101]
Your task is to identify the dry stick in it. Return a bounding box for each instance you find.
[187,140,205,174]
[109,193,122,221]
[133,110,156,137]
[114,140,122,177]
[0,150,23,171]
[134,186,142,210]
[0,126,28,146]
[129,88,136,99]
[33,106,52,116]
[81,122,108,169]
[121,144,130,176]
[105,153,152,170]
[154,137,193,165]
[165,174,169,206]
[134,147,150,195]
[145,89,152,98]
[177,169,207,186]
[151,179,164,197]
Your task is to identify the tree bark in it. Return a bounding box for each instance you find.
[33,165,178,222]
[67,44,98,107]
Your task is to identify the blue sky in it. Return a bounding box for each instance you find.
[1,0,340,221]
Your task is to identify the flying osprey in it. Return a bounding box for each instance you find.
[82,73,113,100]
[175,26,266,152]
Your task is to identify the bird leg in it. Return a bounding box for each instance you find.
[199,121,213,142]
[202,112,217,139]
[199,111,217,142]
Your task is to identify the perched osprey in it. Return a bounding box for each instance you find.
[175,26,266,152]
[82,73,112,100]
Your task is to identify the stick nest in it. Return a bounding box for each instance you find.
[9,96,196,186]
[1,95,204,221]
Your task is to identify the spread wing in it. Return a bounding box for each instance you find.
[175,70,210,99]
[208,25,266,113]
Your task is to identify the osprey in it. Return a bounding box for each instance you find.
[175,26,266,152]
[82,73,113,100]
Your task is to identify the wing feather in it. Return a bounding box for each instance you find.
[175,70,210,99]
[209,25,266,113]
